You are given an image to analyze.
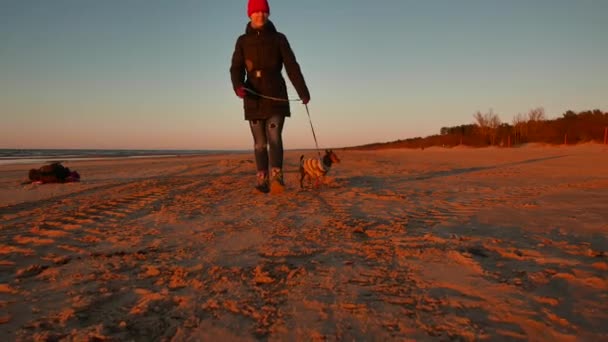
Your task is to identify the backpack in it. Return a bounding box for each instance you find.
[28,162,72,183]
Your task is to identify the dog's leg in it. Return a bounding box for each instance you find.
[306,174,312,189]
[299,168,305,189]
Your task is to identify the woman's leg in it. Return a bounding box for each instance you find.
[265,115,285,192]
[265,114,285,170]
[249,119,269,174]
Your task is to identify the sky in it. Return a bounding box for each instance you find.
[1,0,606,150]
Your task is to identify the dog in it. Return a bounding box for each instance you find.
[299,149,340,189]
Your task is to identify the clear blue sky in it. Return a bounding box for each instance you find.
[1,0,606,150]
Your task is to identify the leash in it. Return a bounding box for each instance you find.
[304,104,321,158]
[244,87,321,157]
[244,87,301,102]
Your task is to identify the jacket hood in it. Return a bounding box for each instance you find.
[245,20,277,35]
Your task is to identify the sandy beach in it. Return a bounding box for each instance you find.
[1,144,607,341]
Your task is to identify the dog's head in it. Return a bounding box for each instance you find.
[323,149,340,166]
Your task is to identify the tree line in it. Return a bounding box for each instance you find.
[348,109,608,150]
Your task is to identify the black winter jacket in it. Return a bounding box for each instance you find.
[230,21,310,120]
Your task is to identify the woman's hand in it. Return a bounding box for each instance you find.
[235,86,247,98]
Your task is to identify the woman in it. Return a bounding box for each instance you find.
[230,0,310,194]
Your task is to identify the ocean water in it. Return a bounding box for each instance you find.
[0,149,245,166]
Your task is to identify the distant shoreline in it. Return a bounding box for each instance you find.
[0,149,248,166]
[0,148,345,166]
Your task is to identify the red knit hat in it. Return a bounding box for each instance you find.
[247,0,270,17]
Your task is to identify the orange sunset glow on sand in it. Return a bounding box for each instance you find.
[1,144,607,340]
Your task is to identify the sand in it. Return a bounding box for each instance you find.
[1,144,607,341]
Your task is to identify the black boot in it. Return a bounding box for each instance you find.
[269,168,285,194]
[254,171,269,193]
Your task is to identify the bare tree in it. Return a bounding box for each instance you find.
[528,107,546,138]
[512,112,527,144]
[474,111,487,127]
[474,111,489,144]
[474,109,501,145]
[528,107,546,122]
[488,111,502,145]
[512,113,526,126]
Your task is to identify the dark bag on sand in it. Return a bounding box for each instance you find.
[29,162,72,183]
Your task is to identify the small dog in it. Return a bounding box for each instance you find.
[299,149,340,189]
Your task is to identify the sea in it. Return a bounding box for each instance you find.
[0,149,246,166]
